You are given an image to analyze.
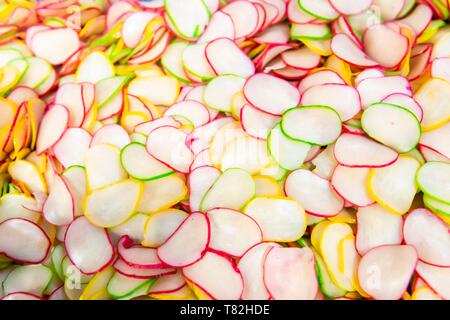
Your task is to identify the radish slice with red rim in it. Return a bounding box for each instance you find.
[54,83,85,127]
[207,208,263,257]
[198,11,235,43]
[118,236,167,269]
[381,93,423,122]
[358,245,417,300]
[297,0,339,21]
[142,209,188,248]
[281,46,321,70]
[113,259,175,279]
[0,218,50,264]
[43,174,74,226]
[331,165,374,207]
[354,68,385,86]
[263,247,318,300]
[285,169,344,217]
[331,34,379,68]
[415,261,450,300]
[36,104,69,155]
[165,100,210,127]
[371,0,405,21]
[222,0,259,39]
[287,0,317,24]
[244,73,300,116]
[205,38,255,78]
[419,122,450,159]
[149,270,186,294]
[64,216,114,275]
[298,69,345,94]
[334,133,399,168]
[182,251,244,300]
[2,292,43,300]
[182,43,215,81]
[255,23,290,44]
[157,212,210,268]
[328,0,372,15]
[240,104,280,140]
[53,128,92,168]
[398,4,433,37]
[356,204,404,255]
[404,209,450,267]
[188,166,221,212]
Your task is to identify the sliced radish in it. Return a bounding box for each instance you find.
[371,0,405,21]
[200,168,255,212]
[2,292,43,300]
[415,261,450,300]
[157,212,209,268]
[404,209,450,267]
[417,161,450,205]
[206,38,255,78]
[357,76,412,109]
[53,128,92,168]
[240,104,280,139]
[197,11,235,43]
[244,197,306,242]
[298,69,345,94]
[356,204,404,255]
[182,43,215,80]
[182,251,243,300]
[128,75,179,107]
[222,0,259,39]
[118,236,166,269]
[188,166,221,212]
[8,160,47,194]
[358,245,418,300]
[107,272,154,299]
[264,247,318,300]
[76,51,114,84]
[285,169,344,217]
[149,271,186,294]
[146,126,193,174]
[64,216,114,275]
[187,117,233,155]
[329,0,372,15]
[3,264,52,297]
[331,165,374,207]
[398,4,433,36]
[0,194,39,224]
[84,179,142,228]
[281,47,321,70]
[281,106,342,146]
[255,23,290,44]
[43,174,74,226]
[244,73,300,116]
[381,93,423,122]
[36,104,69,155]
[114,259,174,279]
[122,12,157,48]
[165,100,210,127]
[30,27,79,65]
[203,75,245,112]
[142,209,188,248]
[165,0,209,39]
[298,0,339,21]
[207,208,262,257]
[331,34,379,68]
[54,83,85,127]
[0,218,50,264]
[420,122,450,160]
[431,58,450,83]
[334,133,399,168]
[300,84,361,121]
[91,124,131,149]
[287,0,317,23]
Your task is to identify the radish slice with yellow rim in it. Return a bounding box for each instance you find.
[204,75,245,112]
[281,106,342,146]
[157,212,209,268]
[331,165,374,207]
[8,160,47,194]
[64,216,114,275]
[263,247,318,300]
[367,156,420,215]
[43,174,74,226]
[128,76,180,107]
[285,169,344,217]
[54,128,91,168]
[188,166,221,212]
[200,168,255,212]
[84,179,143,228]
[0,194,39,224]
[417,161,450,205]
[36,104,69,155]
[142,209,188,248]
[431,58,450,83]
[404,209,450,267]
[244,73,300,116]
[122,12,157,48]
[334,133,399,168]
[207,208,262,257]
[0,218,50,264]
[358,245,418,300]
[356,204,404,255]
[182,251,244,300]
[415,261,450,300]
[244,197,306,242]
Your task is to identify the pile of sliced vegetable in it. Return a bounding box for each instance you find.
[0,0,449,301]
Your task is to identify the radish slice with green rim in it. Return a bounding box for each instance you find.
[142,209,188,248]
[18,57,52,90]
[165,0,210,39]
[285,169,344,217]
[0,218,50,264]
[240,104,280,140]
[189,166,221,212]
[118,236,166,269]
[298,69,344,94]
[300,84,361,121]
[30,27,79,65]
[368,156,420,214]
[267,123,312,171]
[205,38,255,78]
[244,73,300,116]
[263,247,318,300]
[363,24,409,68]
[361,103,421,153]
[53,128,92,168]
[84,179,142,228]
[419,122,450,159]
[204,75,245,112]
[331,34,378,68]
[298,0,339,21]
[91,124,131,149]
[357,76,412,109]
[414,78,450,131]
[122,12,157,48]
[107,272,155,300]
[146,126,194,174]
[291,23,331,40]
[328,0,372,15]
[43,174,74,226]
[287,0,317,24]
[85,144,127,190]
[417,161,450,205]
[36,104,69,155]
[358,245,418,300]
[182,251,243,300]
[222,0,259,39]
[165,100,210,127]
[95,76,129,108]
[3,265,52,296]
[161,41,190,82]
[207,208,262,257]
[182,43,215,81]
[200,168,255,212]
[334,133,399,168]
[381,93,423,122]
[238,242,281,300]
[281,106,342,146]
[64,216,114,275]
[244,197,306,242]
[356,204,404,255]
[331,165,374,207]
[157,212,209,268]
[197,11,235,43]
[120,142,174,181]
[76,51,114,84]
[281,46,321,70]
[114,259,175,279]
[415,261,450,300]
[404,209,450,267]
